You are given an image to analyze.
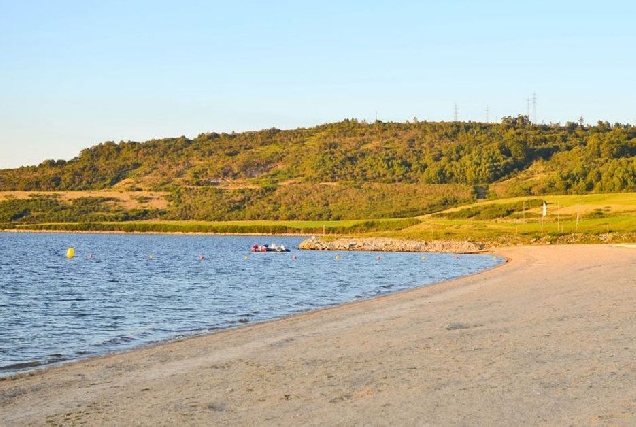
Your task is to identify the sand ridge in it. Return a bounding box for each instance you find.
[2,245,636,425]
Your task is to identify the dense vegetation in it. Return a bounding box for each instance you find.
[0,194,163,224]
[4,216,421,235]
[2,117,636,226]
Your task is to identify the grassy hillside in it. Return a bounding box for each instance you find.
[2,118,636,228]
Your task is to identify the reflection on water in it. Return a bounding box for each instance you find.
[0,233,501,375]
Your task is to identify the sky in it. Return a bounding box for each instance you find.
[1,0,635,169]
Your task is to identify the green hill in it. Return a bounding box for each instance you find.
[1,117,636,225]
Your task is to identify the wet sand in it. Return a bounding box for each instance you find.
[2,245,636,425]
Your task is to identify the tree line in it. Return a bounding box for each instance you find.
[1,117,636,223]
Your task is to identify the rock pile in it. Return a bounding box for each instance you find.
[298,237,485,253]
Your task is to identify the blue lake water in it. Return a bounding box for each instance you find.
[0,232,502,376]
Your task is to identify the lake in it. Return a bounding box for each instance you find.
[0,232,502,376]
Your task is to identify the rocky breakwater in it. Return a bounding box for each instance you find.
[298,237,485,253]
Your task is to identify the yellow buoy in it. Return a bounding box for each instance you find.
[66,247,75,258]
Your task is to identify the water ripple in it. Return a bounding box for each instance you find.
[0,233,501,376]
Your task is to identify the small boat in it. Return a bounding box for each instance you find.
[251,243,290,253]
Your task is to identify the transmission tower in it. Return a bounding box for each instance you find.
[532,92,537,123]
[486,105,490,123]
[454,103,458,122]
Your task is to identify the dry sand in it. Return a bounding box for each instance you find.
[2,245,636,426]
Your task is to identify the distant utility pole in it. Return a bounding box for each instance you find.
[454,103,459,122]
[522,200,526,223]
[485,105,490,123]
[526,97,531,119]
[532,92,537,123]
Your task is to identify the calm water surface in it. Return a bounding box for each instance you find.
[0,233,502,376]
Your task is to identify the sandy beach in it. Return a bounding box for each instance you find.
[2,244,636,425]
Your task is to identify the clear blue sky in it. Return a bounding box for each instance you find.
[1,0,634,169]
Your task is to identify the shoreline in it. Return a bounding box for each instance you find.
[3,245,636,424]
[1,228,313,237]
[0,247,504,379]
[2,230,487,253]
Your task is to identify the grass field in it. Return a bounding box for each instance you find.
[394,193,636,245]
[3,191,636,245]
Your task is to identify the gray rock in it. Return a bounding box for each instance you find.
[298,237,484,253]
